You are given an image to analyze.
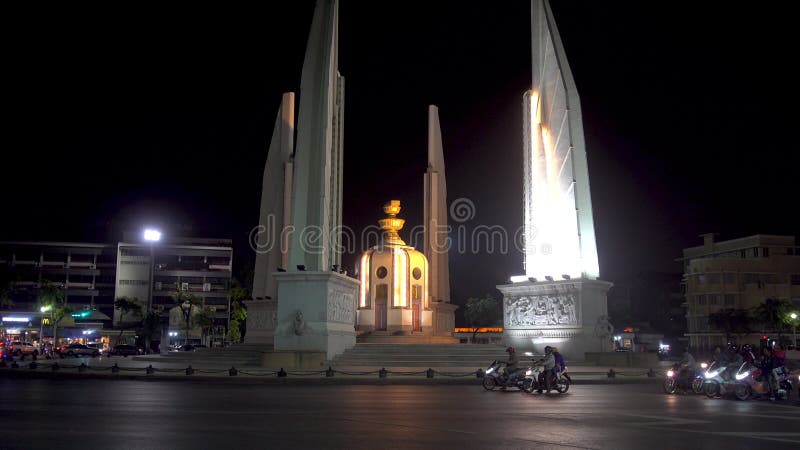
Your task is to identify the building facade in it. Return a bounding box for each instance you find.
[1,236,233,349]
[680,234,800,350]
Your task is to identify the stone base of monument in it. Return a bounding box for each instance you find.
[243,298,278,345]
[261,350,328,369]
[272,271,360,362]
[497,278,613,362]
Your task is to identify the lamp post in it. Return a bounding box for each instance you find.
[143,228,161,315]
[791,312,798,349]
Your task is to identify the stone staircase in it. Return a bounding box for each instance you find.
[357,331,459,344]
[331,343,508,369]
[133,343,270,368]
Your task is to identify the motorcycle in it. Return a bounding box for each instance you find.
[482,360,528,391]
[663,362,705,395]
[523,359,570,394]
[733,362,793,401]
[703,361,737,398]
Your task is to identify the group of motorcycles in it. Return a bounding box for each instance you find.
[482,352,571,394]
[664,360,796,401]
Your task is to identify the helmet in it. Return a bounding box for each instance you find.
[505,346,515,353]
[728,344,739,352]
[741,344,752,353]
[550,346,559,353]
[544,346,552,353]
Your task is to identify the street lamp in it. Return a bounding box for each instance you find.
[40,305,52,353]
[143,228,161,315]
[790,312,798,349]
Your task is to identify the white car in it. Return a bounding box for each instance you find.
[59,343,100,357]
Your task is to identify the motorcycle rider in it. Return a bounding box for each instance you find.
[723,344,743,381]
[677,348,696,390]
[503,346,521,387]
[770,344,787,400]
[552,346,566,375]
[740,344,756,365]
[540,346,556,392]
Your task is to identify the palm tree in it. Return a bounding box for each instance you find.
[37,281,68,346]
[752,297,791,336]
[114,297,143,344]
[172,291,204,345]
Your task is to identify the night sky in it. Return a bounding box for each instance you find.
[5,2,798,321]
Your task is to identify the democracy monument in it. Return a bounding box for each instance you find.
[243,0,609,366]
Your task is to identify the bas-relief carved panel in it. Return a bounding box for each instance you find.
[327,288,356,324]
[504,293,578,327]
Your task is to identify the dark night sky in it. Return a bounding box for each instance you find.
[5,2,799,320]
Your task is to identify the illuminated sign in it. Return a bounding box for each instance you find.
[2,317,31,323]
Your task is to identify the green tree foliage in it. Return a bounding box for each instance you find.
[114,297,143,344]
[226,279,249,343]
[138,311,161,353]
[37,280,69,344]
[708,308,752,343]
[172,291,205,344]
[0,265,18,309]
[464,294,501,342]
[752,297,792,335]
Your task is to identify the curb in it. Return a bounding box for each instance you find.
[1,369,662,386]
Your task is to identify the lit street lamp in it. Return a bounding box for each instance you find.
[143,228,161,315]
[790,312,798,349]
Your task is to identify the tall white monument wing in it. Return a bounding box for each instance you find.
[424,105,451,303]
[253,92,295,301]
[288,0,344,272]
[523,0,600,280]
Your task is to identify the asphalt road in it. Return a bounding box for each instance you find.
[1,379,799,449]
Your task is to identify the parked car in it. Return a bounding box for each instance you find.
[1,346,13,360]
[59,343,100,357]
[10,342,38,356]
[85,343,105,355]
[110,344,142,356]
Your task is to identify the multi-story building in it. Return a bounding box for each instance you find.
[1,235,233,349]
[679,234,800,351]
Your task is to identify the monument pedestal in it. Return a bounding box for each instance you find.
[273,271,359,361]
[243,298,277,345]
[430,301,458,336]
[497,278,612,361]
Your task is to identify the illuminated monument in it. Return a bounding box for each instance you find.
[247,0,358,365]
[497,0,612,360]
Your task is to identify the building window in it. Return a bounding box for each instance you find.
[697,274,706,285]
[762,247,769,257]
[724,294,735,306]
[697,295,707,305]
[791,274,800,286]
[708,294,719,305]
[707,274,720,284]
[752,248,759,257]
[723,272,735,284]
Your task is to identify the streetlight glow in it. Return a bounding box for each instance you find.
[144,229,162,242]
[792,312,798,320]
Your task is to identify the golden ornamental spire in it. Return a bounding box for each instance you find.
[378,200,406,245]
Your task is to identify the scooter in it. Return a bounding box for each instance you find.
[664,362,705,395]
[523,359,570,394]
[734,362,793,401]
[482,360,528,391]
[703,361,737,398]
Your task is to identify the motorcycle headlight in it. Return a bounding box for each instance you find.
[485,367,494,374]
[666,370,674,377]
[735,371,750,381]
[705,368,723,379]
[700,362,708,369]
[526,370,532,376]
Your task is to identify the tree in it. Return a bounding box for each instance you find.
[172,291,204,345]
[0,265,17,309]
[193,308,214,346]
[114,297,143,344]
[752,297,792,336]
[226,279,249,343]
[464,294,501,343]
[138,311,161,354]
[708,308,752,344]
[37,281,68,346]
